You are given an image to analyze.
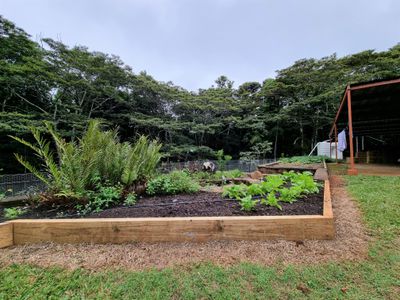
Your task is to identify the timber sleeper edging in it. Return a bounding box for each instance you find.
[0,180,334,248]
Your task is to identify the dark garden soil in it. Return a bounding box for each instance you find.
[0,188,323,221]
[90,191,323,218]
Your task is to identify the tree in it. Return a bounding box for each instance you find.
[2,16,400,172]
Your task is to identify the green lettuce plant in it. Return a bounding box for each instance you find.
[222,171,320,211]
[239,195,258,211]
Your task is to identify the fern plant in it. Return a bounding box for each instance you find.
[10,120,162,199]
[10,124,63,191]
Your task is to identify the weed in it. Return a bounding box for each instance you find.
[124,193,137,206]
[4,207,25,219]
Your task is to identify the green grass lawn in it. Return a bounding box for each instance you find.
[1,176,399,299]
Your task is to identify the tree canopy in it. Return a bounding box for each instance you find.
[1,16,400,172]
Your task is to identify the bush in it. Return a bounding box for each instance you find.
[77,184,122,214]
[216,149,232,171]
[10,120,162,199]
[147,170,200,195]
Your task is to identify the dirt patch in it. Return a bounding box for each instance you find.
[0,190,323,221]
[88,191,323,218]
[0,176,369,271]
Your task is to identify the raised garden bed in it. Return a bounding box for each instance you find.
[0,179,334,248]
[258,162,322,175]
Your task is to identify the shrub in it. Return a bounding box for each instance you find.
[147,170,200,195]
[77,185,122,214]
[216,149,232,171]
[4,207,25,219]
[10,120,162,199]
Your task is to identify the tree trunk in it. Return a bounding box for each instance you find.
[274,124,278,160]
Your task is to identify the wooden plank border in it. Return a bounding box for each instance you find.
[0,222,13,248]
[3,180,334,247]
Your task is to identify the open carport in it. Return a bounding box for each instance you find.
[329,78,400,175]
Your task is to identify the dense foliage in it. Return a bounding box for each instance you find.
[146,170,200,195]
[1,16,400,172]
[223,171,320,211]
[11,119,161,212]
[278,155,332,164]
[191,169,243,181]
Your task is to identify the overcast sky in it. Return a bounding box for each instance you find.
[2,0,399,90]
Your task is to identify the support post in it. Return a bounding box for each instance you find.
[334,124,338,163]
[346,89,358,175]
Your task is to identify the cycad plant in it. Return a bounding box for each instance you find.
[10,120,162,198]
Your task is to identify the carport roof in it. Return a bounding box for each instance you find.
[329,78,400,138]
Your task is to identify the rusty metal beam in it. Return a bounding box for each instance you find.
[329,86,349,137]
[349,78,400,91]
[347,89,358,175]
[334,124,338,163]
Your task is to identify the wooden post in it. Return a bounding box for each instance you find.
[0,223,13,248]
[334,124,338,163]
[347,89,358,175]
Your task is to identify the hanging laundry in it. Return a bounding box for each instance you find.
[338,129,347,152]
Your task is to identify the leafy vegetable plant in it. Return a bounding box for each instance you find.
[260,175,284,193]
[239,195,258,211]
[222,171,320,211]
[222,184,248,200]
[266,193,282,210]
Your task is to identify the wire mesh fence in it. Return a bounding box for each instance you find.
[159,159,275,173]
[0,159,275,199]
[0,173,47,199]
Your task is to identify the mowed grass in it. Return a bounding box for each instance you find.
[0,176,399,299]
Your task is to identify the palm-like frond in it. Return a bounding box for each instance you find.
[14,153,51,186]
[11,119,162,197]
